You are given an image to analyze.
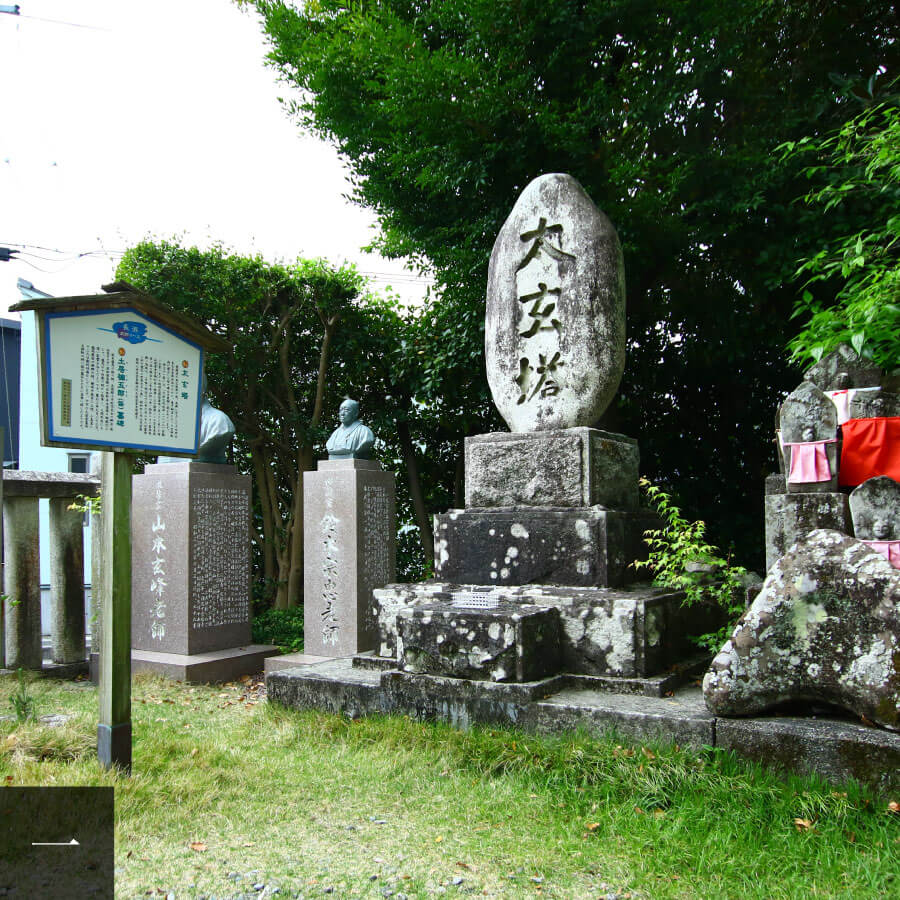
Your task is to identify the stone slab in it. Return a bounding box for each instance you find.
[265,658,387,718]
[1,471,100,498]
[396,602,561,682]
[525,685,716,749]
[764,491,850,572]
[132,462,252,655]
[131,644,278,684]
[373,582,722,678]
[434,506,656,588]
[715,716,900,795]
[303,460,396,657]
[266,660,900,793]
[464,428,639,510]
[264,652,332,676]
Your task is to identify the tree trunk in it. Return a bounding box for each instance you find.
[397,419,433,566]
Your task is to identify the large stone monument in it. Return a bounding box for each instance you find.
[131,396,277,682]
[365,173,715,684]
[302,400,396,657]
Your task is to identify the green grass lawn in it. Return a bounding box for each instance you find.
[1,671,897,899]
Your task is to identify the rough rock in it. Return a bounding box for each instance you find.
[703,529,900,730]
[485,173,625,432]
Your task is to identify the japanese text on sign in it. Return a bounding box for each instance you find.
[43,309,203,454]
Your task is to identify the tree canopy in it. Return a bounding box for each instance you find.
[118,241,406,607]
[249,0,898,569]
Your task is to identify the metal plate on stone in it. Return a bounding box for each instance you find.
[450,589,501,609]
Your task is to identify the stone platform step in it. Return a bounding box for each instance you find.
[265,657,900,795]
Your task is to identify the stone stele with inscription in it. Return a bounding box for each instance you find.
[485,172,626,432]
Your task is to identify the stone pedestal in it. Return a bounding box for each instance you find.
[375,582,719,678]
[131,461,277,682]
[304,459,396,657]
[764,491,851,572]
[434,506,656,588]
[3,497,41,670]
[465,429,639,509]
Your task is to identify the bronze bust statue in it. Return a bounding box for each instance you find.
[325,398,375,460]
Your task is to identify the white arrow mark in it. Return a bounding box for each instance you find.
[32,838,80,846]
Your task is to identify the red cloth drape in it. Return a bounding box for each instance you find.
[839,416,900,486]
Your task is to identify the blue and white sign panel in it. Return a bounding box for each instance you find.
[43,308,203,454]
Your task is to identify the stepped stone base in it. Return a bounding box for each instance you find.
[373,582,725,678]
[131,644,278,684]
[266,657,900,795]
[433,507,657,587]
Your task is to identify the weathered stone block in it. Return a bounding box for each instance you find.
[764,492,851,571]
[765,473,786,495]
[704,529,900,730]
[434,506,655,587]
[303,459,396,657]
[132,462,252,656]
[396,602,561,682]
[373,582,718,678]
[464,428,639,509]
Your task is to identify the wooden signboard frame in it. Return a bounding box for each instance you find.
[11,285,229,772]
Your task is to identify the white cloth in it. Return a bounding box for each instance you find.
[825,387,881,425]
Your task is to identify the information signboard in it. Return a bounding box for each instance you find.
[41,307,203,455]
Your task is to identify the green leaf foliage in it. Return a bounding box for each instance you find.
[633,479,751,653]
[780,93,900,372]
[248,0,898,569]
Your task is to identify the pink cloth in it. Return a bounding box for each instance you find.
[783,439,835,483]
[862,540,900,569]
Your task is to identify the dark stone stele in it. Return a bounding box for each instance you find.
[704,529,900,731]
[434,505,657,588]
[763,491,850,572]
[778,381,839,494]
[849,475,900,540]
[132,462,251,655]
[464,428,639,510]
[849,390,900,420]
[396,601,561,682]
[802,342,883,391]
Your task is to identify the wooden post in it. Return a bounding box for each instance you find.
[97,451,132,771]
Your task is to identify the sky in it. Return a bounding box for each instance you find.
[0,0,430,309]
